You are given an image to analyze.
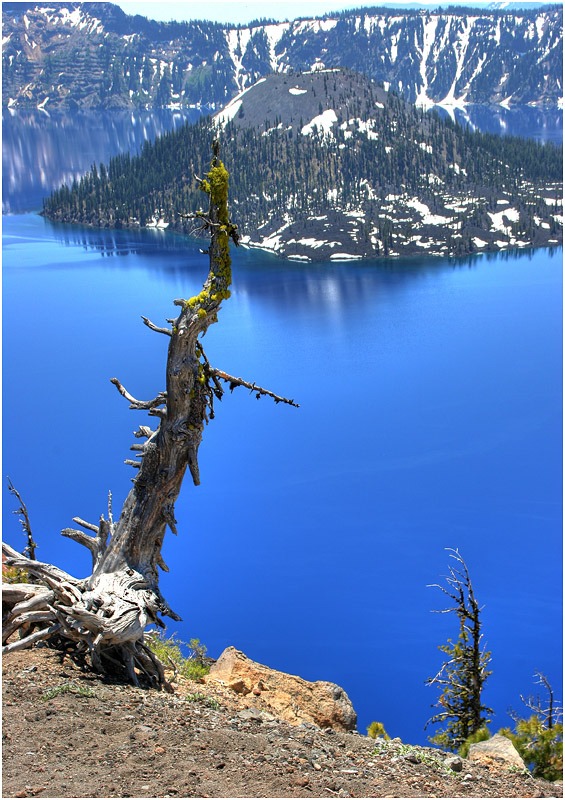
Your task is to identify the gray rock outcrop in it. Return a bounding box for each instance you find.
[468,733,526,770]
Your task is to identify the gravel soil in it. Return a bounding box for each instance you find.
[2,647,562,799]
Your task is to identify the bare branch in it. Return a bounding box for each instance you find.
[61,514,109,572]
[134,426,155,439]
[61,528,98,549]
[3,609,57,644]
[519,671,563,729]
[157,555,169,573]
[7,477,37,559]
[72,517,99,533]
[141,316,172,336]
[4,588,53,618]
[154,588,182,622]
[162,504,177,535]
[2,583,50,607]
[2,622,61,655]
[110,378,167,410]
[165,653,179,682]
[2,542,79,586]
[209,368,299,407]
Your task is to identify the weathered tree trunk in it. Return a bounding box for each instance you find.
[2,143,297,687]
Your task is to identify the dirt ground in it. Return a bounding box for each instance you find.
[2,646,562,799]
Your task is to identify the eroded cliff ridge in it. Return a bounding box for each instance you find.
[2,2,563,110]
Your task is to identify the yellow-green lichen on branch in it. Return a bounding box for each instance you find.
[207,162,229,225]
[208,160,232,290]
[183,155,233,320]
[214,228,232,288]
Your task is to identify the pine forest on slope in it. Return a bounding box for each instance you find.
[2,2,562,110]
[42,70,563,261]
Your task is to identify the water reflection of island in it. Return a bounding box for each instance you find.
[43,216,560,319]
[2,108,202,213]
[4,105,562,215]
[435,104,563,144]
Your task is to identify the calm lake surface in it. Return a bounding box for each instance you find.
[2,106,562,746]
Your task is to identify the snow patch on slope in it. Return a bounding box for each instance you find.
[263,22,290,71]
[415,15,439,108]
[405,198,454,226]
[213,78,266,128]
[488,207,519,233]
[301,109,338,136]
[226,28,252,90]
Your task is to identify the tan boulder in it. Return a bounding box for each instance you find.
[205,646,357,732]
[468,733,526,770]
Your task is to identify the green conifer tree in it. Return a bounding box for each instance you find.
[425,549,493,752]
[499,671,563,781]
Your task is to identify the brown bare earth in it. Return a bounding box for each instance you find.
[2,647,562,799]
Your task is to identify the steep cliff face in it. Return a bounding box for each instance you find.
[2,2,562,109]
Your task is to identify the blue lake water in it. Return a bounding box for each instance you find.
[2,107,563,746]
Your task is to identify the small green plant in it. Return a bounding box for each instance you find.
[145,631,210,682]
[378,742,452,773]
[185,692,220,709]
[416,751,448,770]
[41,683,97,701]
[2,564,32,584]
[507,763,532,777]
[458,726,491,758]
[367,721,390,740]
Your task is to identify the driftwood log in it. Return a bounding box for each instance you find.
[2,142,297,687]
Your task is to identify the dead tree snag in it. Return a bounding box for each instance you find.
[2,143,297,687]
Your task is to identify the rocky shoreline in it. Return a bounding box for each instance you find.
[41,190,563,264]
[236,193,563,262]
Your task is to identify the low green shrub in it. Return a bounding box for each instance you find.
[367,721,390,740]
[146,631,210,682]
